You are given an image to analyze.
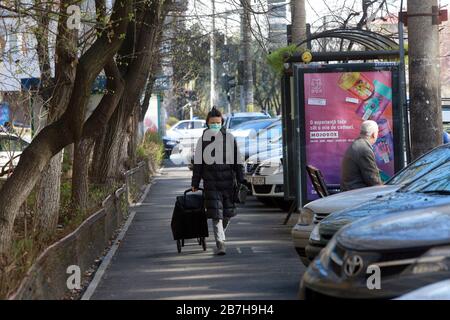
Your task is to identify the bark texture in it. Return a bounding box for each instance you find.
[407,0,443,159]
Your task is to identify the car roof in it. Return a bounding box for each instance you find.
[233,118,276,127]
[225,112,270,118]
[179,119,205,122]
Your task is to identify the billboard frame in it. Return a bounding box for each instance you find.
[294,62,408,206]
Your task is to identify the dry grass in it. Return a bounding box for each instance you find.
[0,179,119,299]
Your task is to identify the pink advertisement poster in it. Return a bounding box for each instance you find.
[304,71,395,200]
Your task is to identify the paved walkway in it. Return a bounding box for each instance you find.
[90,165,305,300]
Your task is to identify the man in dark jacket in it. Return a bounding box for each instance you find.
[341,120,382,191]
[191,107,245,255]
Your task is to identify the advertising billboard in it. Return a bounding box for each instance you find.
[295,63,405,203]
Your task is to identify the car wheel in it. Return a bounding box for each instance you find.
[274,198,294,212]
[300,257,310,267]
[256,197,276,206]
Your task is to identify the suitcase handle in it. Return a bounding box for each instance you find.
[184,188,204,196]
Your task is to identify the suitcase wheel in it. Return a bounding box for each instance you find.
[177,239,182,253]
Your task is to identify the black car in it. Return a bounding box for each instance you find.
[305,143,450,261]
[162,136,179,157]
[300,202,450,299]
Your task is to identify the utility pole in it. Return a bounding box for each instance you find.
[210,0,216,108]
[240,0,254,112]
[290,0,307,46]
[407,0,443,159]
[224,14,231,114]
[239,12,245,112]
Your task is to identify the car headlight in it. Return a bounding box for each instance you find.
[310,224,321,242]
[298,207,314,226]
[166,140,178,146]
[274,163,283,175]
[245,161,254,174]
[319,237,337,269]
[409,246,450,275]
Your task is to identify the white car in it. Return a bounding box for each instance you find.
[397,280,450,300]
[291,143,450,266]
[250,155,285,204]
[245,147,282,182]
[165,120,206,141]
[0,131,30,178]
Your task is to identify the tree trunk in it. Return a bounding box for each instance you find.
[91,0,167,182]
[33,0,78,242]
[407,0,443,159]
[34,153,62,241]
[71,139,94,213]
[128,106,140,165]
[0,0,132,255]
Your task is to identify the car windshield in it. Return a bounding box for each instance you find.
[233,119,274,131]
[387,146,450,186]
[400,161,450,194]
[229,116,269,129]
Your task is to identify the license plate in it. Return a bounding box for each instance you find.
[252,176,265,185]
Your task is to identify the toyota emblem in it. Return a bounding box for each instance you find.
[343,255,364,277]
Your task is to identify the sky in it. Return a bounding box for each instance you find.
[186,0,449,36]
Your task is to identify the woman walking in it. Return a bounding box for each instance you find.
[191,107,245,255]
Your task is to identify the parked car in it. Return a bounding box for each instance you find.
[306,157,450,263]
[300,203,450,299]
[162,136,179,157]
[0,132,30,177]
[245,147,283,182]
[223,112,271,131]
[397,280,450,300]
[250,154,293,210]
[185,118,279,169]
[242,120,282,160]
[232,118,278,141]
[292,143,450,266]
[165,119,206,141]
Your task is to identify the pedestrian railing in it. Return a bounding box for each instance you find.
[9,161,151,300]
[124,161,150,204]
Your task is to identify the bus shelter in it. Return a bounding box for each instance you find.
[281,28,410,215]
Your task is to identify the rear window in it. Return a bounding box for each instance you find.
[192,121,206,129]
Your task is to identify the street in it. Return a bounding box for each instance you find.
[89,163,305,300]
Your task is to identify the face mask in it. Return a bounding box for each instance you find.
[209,124,222,132]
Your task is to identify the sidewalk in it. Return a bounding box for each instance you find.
[89,165,305,300]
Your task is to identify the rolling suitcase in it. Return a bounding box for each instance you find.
[171,189,208,253]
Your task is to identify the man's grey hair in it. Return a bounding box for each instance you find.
[360,120,378,138]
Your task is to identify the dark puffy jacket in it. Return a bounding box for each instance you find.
[191,128,245,220]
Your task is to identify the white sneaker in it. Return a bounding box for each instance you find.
[216,242,226,255]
